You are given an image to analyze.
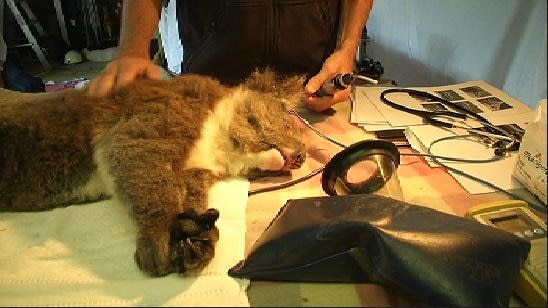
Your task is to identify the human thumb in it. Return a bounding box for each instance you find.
[305,72,331,94]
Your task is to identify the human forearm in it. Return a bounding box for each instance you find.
[86,0,163,96]
[338,0,374,56]
[118,0,162,58]
[304,0,374,112]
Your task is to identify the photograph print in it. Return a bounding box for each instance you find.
[459,86,492,98]
[434,90,465,101]
[477,97,513,111]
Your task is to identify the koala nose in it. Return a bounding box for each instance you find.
[294,152,305,165]
[287,151,305,169]
[280,147,306,170]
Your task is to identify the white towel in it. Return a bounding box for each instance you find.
[0,178,250,307]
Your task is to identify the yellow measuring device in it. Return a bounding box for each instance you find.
[466,200,547,307]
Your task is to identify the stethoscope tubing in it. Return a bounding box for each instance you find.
[380,88,491,125]
[379,88,515,139]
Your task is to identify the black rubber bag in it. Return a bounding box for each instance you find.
[229,194,531,307]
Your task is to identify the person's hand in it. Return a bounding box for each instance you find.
[86,56,163,97]
[304,49,355,112]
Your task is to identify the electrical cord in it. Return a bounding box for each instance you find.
[248,166,325,196]
[379,88,522,156]
[287,110,347,148]
[426,135,546,213]
[400,134,505,164]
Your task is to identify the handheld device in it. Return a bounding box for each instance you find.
[465,200,547,307]
[316,73,378,97]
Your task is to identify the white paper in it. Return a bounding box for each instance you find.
[351,86,391,126]
[351,80,533,128]
[407,125,525,194]
[358,123,397,132]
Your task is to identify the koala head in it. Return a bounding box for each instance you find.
[226,71,307,177]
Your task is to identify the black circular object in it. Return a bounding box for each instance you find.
[321,139,400,196]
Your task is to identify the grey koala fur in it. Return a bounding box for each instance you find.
[0,70,306,276]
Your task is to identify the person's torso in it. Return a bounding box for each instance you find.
[176,0,341,84]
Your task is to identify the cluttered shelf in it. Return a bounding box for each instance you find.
[1,0,125,92]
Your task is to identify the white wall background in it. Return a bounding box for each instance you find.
[366,0,547,108]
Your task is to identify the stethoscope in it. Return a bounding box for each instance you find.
[379,88,521,156]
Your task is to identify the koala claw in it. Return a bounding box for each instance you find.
[171,208,220,273]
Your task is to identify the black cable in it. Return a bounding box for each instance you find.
[426,135,547,214]
[400,134,504,164]
[380,88,491,124]
[248,166,325,196]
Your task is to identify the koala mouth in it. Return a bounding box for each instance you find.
[279,147,306,170]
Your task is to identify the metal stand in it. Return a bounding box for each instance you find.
[53,0,70,46]
[5,0,51,71]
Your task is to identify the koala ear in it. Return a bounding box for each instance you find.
[276,75,307,113]
[244,68,305,96]
[278,96,306,115]
[243,68,306,113]
[246,114,261,130]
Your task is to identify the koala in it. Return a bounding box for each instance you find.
[0,70,306,277]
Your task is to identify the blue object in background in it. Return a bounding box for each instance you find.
[3,61,45,93]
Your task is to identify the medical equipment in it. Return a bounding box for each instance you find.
[250,108,517,200]
[316,73,378,97]
[321,139,403,199]
[248,111,403,198]
[380,88,520,156]
[466,200,547,307]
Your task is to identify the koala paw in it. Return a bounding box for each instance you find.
[171,208,220,273]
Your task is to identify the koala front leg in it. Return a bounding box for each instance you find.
[171,168,222,273]
[104,140,222,276]
[104,140,185,276]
